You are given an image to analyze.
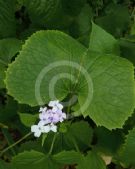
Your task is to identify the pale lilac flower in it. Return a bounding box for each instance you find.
[39,109,66,124]
[49,100,63,112]
[31,100,66,138]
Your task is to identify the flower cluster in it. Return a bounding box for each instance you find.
[31,100,66,137]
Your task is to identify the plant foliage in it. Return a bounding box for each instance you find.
[0,0,135,169]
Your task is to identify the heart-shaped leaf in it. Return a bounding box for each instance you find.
[6,30,135,129]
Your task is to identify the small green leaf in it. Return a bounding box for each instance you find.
[0,65,6,88]
[0,38,22,66]
[70,4,92,47]
[19,113,38,127]
[119,39,135,65]
[66,121,93,149]
[77,151,106,169]
[0,97,18,123]
[119,127,135,166]
[96,4,130,37]
[61,0,86,16]
[53,150,82,164]
[24,0,60,26]
[44,121,93,153]
[89,22,120,55]
[12,150,61,169]
[95,127,124,155]
[18,141,44,153]
[0,160,12,169]
[0,0,16,38]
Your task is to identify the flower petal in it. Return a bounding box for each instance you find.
[50,124,57,132]
[34,130,42,137]
[31,125,38,132]
[43,125,51,133]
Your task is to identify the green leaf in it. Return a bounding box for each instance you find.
[95,127,124,155]
[0,38,22,89]
[0,96,18,123]
[96,4,130,38]
[119,127,135,166]
[89,22,120,55]
[61,0,86,16]
[0,0,16,38]
[119,39,135,65]
[12,150,61,169]
[6,30,135,129]
[0,160,12,169]
[19,113,38,127]
[77,151,106,169]
[0,38,22,66]
[24,0,74,29]
[18,141,44,153]
[53,151,82,164]
[44,121,93,153]
[6,30,86,105]
[24,0,59,26]
[0,65,6,88]
[70,4,92,47]
[66,121,93,149]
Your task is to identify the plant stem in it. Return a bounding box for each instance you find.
[0,132,32,157]
[48,133,57,155]
[71,137,80,153]
[2,128,16,156]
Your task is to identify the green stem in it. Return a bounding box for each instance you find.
[2,128,16,156]
[48,133,57,155]
[71,137,80,153]
[0,132,32,157]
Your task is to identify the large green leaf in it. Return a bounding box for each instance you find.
[89,22,120,55]
[119,127,135,166]
[0,0,16,38]
[12,150,61,169]
[6,30,135,129]
[6,31,86,105]
[77,151,106,169]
